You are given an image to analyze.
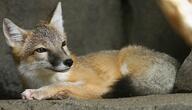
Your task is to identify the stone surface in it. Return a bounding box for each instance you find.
[1,94,192,110]
[0,0,190,99]
[174,51,192,92]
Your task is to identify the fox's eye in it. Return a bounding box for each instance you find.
[35,48,47,53]
[62,41,66,47]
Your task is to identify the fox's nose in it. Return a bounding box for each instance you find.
[63,59,73,67]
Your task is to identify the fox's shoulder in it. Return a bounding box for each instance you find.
[74,50,121,78]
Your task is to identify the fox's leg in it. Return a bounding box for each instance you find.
[21,82,102,100]
[159,0,192,46]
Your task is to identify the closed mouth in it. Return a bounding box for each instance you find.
[46,67,70,72]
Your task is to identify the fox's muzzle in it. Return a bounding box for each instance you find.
[48,51,73,72]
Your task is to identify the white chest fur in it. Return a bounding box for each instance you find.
[50,71,71,83]
[18,64,71,88]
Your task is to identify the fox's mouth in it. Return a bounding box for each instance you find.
[46,67,70,73]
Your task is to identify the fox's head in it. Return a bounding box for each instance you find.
[3,2,74,73]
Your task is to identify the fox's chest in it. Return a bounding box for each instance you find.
[19,70,71,89]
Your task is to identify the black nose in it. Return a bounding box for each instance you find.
[63,59,73,67]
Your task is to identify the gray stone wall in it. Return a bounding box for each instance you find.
[0,0,190,99]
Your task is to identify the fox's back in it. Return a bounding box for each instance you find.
[118,46,178,76]
[78,45,178,78]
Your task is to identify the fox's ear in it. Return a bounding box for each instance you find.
[3,18,26,47]
[49,2,64,34]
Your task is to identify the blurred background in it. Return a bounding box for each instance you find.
[0,0,190,99]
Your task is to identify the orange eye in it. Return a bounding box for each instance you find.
[35,48,47,53]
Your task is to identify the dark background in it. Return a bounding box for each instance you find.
[0,0,190,99]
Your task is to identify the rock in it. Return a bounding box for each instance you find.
[174,51,192,92]
[0,94,192,110]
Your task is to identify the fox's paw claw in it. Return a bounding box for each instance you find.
[21,89,49,100]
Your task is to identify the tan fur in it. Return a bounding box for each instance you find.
[42,51,121,99]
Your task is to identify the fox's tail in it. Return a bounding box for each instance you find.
[159,0,192,47]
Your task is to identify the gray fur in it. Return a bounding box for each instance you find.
[122,46,179,95]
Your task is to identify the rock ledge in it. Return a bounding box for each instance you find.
[0,94,192,110]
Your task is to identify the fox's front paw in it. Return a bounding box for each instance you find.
[21,89,70,100]
[21,89,50,100]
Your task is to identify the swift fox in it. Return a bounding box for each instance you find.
[3,2,178,100]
